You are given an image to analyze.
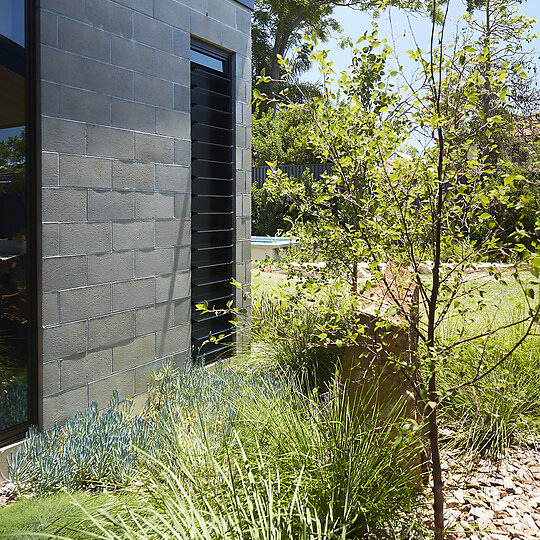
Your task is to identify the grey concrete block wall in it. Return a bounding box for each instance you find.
[40,0,252,429]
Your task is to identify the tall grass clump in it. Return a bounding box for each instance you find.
[244,279,353,392]
[69,361,423,539]
[437,285,540,457]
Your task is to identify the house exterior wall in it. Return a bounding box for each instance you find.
[39,0,251,428]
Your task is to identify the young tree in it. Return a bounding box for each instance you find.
[254,3,540,537]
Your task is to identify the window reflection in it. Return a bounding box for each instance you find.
[0,0,28,434]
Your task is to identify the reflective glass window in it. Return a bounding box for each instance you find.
[0,0,28,435]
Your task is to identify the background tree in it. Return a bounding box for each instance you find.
[252,0,445,109]
[461,0,539,166]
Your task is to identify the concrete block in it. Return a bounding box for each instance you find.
[155,109,189,139]
[242,239,251,262]
[61,349,112,390]
[87,125,134,160]
[242,193,250,217]
[207,0,235,28]
[43,361,60,397]
[86,60,134,100]
[185,0,206,13]
[154,0,189,29]
[43,292,59,326]
[235,77,250,103]
[112,0,152,16]
[111,98,155,133]
[236,56,251,83]
[133,13,173,52]
[135,359,163,394]
[173,84,189,113]
[190,10,222,46]
[113,221,154,251]
[173,138,190,166]
[111,35,154,75]
[174,193,190,219]
[242,148,251,171]
[172,246,190,272]
[60,222,112,255]
[41,81,59,116]
[236,125,246,148]
[42,0,85,20]
[59,155,113,188]
[43,255,87,292]
[134,133,174,164]
[155,219,189,248]
[88,190,135,220]
[135,302,175,335]
[60,284,111,323]
[222,27,249,54]
[88,311,135,351]
[173,29,189,59]
[88,251,134,285]
[58,17,110,62]
[112,277,155,310]
[88,370,135,405]
[243,102,252,127]
[155,324,190,357]
[236,5,251,32]
[113,160,154,190]
[155,164,189,192]
[41,46,86,88]
[235,194,242,217]
[42,223,59,257]
[236,217,246,241]
[135,247,173,278]
[43,187,87,222]
[174,297,190,326]
[43,320,87,361]
[134,73,173,108]
[156,271,190,303]
[86,0,133,38]
[113,334,155,372]
[155,51,189,84]
[59,86,111,125]
[42,386,88,429]
[42,152,59,186]
[135,192,175,219]
[41,117,85,154]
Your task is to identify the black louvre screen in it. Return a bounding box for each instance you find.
[191,46,234,362]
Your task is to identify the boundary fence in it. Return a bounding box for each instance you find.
[252,163,335,189]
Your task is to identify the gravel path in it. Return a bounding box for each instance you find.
[435,446,540,539]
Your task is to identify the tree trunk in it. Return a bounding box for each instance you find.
[428,376,445,540]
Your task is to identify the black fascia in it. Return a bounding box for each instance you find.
[0,34,25,76]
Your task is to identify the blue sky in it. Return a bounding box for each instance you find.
[304,0,540,85]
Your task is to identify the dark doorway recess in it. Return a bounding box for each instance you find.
[190,42,234,362]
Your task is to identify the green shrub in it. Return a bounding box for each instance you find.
[246,280,354,392]
[252,169,315,237]
[64,363,423,539]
